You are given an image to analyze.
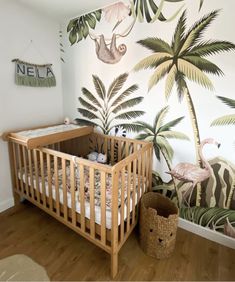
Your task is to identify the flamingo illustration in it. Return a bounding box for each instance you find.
[166,138,220,206]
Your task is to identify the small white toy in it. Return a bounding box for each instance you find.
[87,152,107,164]
[64,117,70,125]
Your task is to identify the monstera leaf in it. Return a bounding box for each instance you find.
[67,10,102,45]
[130,0,184,23]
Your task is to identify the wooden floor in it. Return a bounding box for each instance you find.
[0,202,235,281]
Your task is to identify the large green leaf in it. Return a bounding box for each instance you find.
[78,97,97,111]
[171,10,186,53]
[180,206,235,231]
[211,115,235,126]
[189,41,235,57]
[180,10,219,54]
[148,60,173,91]
[183,56,223,76]
[81,87,102,108]
[112,97,143,114]
[156,136,174,162]
[111,85,139,107]
[177,58,214,90]
[158,116,185,132]
[92,75,106,100]
[108,73,128,100]
[115,111,145,120]
[217,96,235,109]
[133,53,171,71]
[77,108,99,120]
[137,38,173,54]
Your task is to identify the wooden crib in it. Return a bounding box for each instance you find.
[5,124,153,278]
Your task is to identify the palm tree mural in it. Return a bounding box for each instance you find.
[211,96,235,126]
[75,73,145,134]
[134,10,235,205]
[134,106,189,204]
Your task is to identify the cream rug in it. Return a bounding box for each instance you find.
[0,254,50,281]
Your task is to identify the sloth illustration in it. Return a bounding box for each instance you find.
[95,33,127,64]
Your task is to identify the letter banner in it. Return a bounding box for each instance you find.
[13,59,56,87]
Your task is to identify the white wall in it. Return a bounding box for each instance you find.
[0,0,64,212]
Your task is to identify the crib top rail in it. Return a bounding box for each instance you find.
[4,124,93,149]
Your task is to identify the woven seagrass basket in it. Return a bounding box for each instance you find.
[140,192,179,259]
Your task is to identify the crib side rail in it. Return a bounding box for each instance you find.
[9,140,113,253]
[111,142,153,252]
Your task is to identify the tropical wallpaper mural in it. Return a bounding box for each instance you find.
[61,0,235,241]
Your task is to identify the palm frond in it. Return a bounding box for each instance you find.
[175,72,187,101]
[81,87,102,108]
[180,10,219,55]
[148,60,173,91]
[115,111,145,120]
[180,206,235,230]
[153,143,160,161]
[158,130,190,140]
[216,96,235,109]
[92,75,106,100]
[183,56,223,76]
[153,106,169,131]
[178,58,214,90]
[171,10,187,53]
[77,108,99,120]
[158,116,185,132]
[133,53,171,71]
[156,136,174,162]
[107,73,128,100]
[111,85,139,107]
[211,115,235,126]
[137,37,173,54]
[165,65,177,99]
[199,0,204,11]
[112,97,143,114]
[78,97,97,111]
[135,133,154,140]
[189,40,235,57]
[134,121,154,134]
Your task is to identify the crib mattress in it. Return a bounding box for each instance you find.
[18,167,141,229]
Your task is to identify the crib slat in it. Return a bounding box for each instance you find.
[70,160,76,226]
[104,137,108,156]
[12,143,19,192]
[132,156,137,223]
[89,167,95,238]
[149,146,153,192]
[46,154,53,211]
[137,154,142,203]
[33,150,40,202]
[125,141,130,158]
[111,139,114,165]
[101,171,106,244]
[121,167,125,242]
[40,151,46,207]
[17,144,24,193]
[146,149,149,190]
[127,162,131,232]
[79,164,85,232]
[62,159,68,221]
[28,150,34,199]
[118,140,122,162]
[22,146,29,197]
[142,151,146,194]
[54,156,60,216]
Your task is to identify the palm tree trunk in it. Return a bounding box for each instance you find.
[160,149,180,207]
[184,85,202,206]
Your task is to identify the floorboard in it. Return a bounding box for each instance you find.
[0,201,234,281]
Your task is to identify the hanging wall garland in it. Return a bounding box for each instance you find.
[12,59,56,87]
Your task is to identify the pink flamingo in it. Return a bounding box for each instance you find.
[167,138,220,206]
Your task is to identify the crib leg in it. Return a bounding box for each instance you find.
[13,192,21,206]
[111,252,118,279]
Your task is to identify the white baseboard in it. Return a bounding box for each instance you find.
[0,198,14,213]
[179,218,235,249]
